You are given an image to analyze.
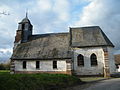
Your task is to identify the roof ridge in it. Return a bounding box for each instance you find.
[70,26,99,29]
[32,32,69,36]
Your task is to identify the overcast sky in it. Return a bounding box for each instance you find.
[0,0,120,62]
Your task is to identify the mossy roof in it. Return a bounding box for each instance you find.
[11,26,114,60]
[11,33,71,60]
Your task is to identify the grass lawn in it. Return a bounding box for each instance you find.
[0,70,10,73]
[0,70,81,90]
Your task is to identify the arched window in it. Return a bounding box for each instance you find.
[90,53,97,66]
[77,54,84,66]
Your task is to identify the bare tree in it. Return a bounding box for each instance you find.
[0,11,10,17]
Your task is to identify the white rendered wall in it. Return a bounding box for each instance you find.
[73,47,105,75]
[14,60,67,72]
[107,47,116,74]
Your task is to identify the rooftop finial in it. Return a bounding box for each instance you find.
[25,9,28,18]
[26,11,28,18]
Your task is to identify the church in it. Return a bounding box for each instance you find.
[10,15,116,77]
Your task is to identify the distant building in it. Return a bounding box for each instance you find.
[114,54,120,72]
[10,15,116,77]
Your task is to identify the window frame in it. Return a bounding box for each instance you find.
[23,61,26,69]
[77,54,84,66]
[53,61,57,69]
[90,53,98,66]
[36,61,40,69]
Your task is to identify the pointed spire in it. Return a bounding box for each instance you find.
[25,11,28,18]
[20,10,31,23]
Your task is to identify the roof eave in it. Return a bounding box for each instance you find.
[71,45,114,48]
[11,57,72,60]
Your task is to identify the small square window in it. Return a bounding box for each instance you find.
[36,61,40,69]
[53,61,57,69]
[23,61,26,69]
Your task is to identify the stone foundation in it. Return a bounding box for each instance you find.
[14,71,72,75]
[74,74,104,77]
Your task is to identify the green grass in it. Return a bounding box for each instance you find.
[0,70,10,73]
[0,70,81,90]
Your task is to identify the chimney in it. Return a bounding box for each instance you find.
[14,30,22,43]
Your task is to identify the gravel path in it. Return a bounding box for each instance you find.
[63,78,120,90]
[84,78,120,90]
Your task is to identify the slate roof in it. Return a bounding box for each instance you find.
[70,26,114,47]
[19,17,31,24]
[11,33,71,60]
[11,26,114,60]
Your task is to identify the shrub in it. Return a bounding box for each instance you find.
[0,62,10,70]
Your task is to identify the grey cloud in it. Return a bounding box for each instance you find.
[75,0,120,53]
[0,0,72,61]
[1,0,120,62]
[0,50,11,62]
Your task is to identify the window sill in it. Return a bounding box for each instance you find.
[23,68,27,69]
[36,68,40,70]
[78,66,84,67]
[53,68,58,70]
[91,65,98,67]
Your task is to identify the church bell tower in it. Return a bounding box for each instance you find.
[14,13,33,44]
